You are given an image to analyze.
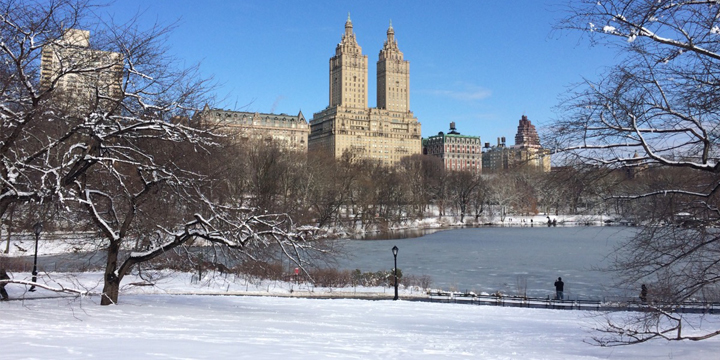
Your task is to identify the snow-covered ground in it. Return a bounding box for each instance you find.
[2,271,719,359]
[2,270,428,299]
[4,293,719,359]
[2,225,718,359]
[3,231,104,257]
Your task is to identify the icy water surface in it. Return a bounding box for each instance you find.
[336,226,637,300]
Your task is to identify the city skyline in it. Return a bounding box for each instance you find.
[103,0,616,145]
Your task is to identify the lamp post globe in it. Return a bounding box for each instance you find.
[30,222,43,292]
[392,246,398,300]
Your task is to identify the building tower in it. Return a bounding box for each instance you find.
[514,115,541,148]
[329,14,368,109]
[309,17,421,165]
[40,29,123,110]
[481,115,551,173]
[377,21,410,112]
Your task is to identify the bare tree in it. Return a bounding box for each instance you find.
[539,163,611,216]
[0,0,322,305]
[470,175,489,222]
[507,170,541,216]
[1,0,89,220]
[486,173,519,223]
[242,139,288,212]
[554,0,720,344]
[305,150,356,228]
[399,154,444,218]
[446,170,479,223]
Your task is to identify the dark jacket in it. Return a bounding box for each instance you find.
[554,280,564,291]
[0,269,9,300]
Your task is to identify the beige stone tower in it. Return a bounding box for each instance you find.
[309,16,421,165]
[377,21,410,112]
[329,14,368,109]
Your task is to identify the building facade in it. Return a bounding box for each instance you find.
[40,29,123,109]
[423,122,482,173]
[482,115,551,173]
[624,151,648,179]
[194,106,310,152]
[309,16,421,165]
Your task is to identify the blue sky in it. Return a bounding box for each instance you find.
[103,0,615,144]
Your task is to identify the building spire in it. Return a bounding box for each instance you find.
[380,19,399,55]
[345,12,354,36]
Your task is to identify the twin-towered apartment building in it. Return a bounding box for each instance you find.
[47,19,550,173]
[308,16,421,165]
[196,16,551,173]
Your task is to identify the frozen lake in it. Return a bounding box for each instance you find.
[336,226,637,300]
[8,225,636,301]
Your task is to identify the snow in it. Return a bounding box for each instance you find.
[2,225,718,359]
[4,232,106,256]
[2,271,719,359]
[3,294,718,359]
[603,25,616,33]
[7,167,17,183]
[330,213,617,239]
[4,270,425,298]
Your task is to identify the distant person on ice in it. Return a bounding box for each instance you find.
[554,277,564,300]
[639,284,648,303]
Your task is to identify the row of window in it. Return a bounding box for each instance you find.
[445,138,481,144]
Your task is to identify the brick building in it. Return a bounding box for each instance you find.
[482,115,551,172]
[422,122,482,173]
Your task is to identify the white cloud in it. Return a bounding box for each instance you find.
[427,84,492,101]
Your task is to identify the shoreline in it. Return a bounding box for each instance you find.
[343,214,627,240]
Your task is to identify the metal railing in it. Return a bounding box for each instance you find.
[426,291,719,314]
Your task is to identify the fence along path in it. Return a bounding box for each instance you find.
[426,290,720,314]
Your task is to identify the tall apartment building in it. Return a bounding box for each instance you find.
[482,115,551,172]
[309,16,421,165]
[423,122,482,174]
[40,29,123,109]
[194,106,310,152]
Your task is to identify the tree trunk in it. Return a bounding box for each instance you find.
[101,241,121,305]
[2,225,6,254]
[3,205,14,254]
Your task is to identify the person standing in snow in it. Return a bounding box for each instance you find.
[639,284,648,303]
[0,269,9,300]
[554,277,564,300]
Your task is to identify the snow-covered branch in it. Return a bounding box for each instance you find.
[555,0,720,345]
[0,279,92,296]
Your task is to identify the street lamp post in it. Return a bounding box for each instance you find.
[392,245,398,301]
[30,222,42,292]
